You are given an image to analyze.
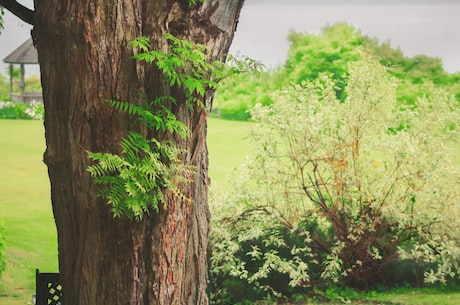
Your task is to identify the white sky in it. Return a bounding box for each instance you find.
[1,0,459,75]
[230,0,460,72]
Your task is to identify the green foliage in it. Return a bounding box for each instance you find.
[0,70,42,108]
[132,34,220,107]
[213,22,460,120]
[27,101,44,119]
[313,285,362,303]
[0,68,42,97]
[87,132,192,220]
[284,22,363,99]
[132,35,262,109]
[211,55,460,303]
[88,34,234,220]
[0,100,43,120]
[106,98,188,137]
[87,113,190,220]
[24,75,42,93]
[187,0,204,6]
[0,101,29,119]
[212,69,272,120]
[0,72,9,99]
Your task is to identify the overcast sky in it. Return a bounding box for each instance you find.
[1,0,459,75]
[230,0,460,72]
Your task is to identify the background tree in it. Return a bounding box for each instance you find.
[212,23,460,120]
[1,0,245,304]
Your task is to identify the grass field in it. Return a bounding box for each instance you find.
[0,120,57,305]
[0,119,459,305]
[0,118,254,304]
[208,118,254,191]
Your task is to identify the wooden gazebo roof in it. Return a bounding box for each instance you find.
[3,38,38,64]
[3,38,41,104]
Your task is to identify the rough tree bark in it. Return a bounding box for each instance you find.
[3,0,244,304]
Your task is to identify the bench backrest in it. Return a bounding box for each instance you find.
[35,269,62,305]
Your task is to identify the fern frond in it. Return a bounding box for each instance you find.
[131,36,151,52]
[88,33,236,220]
[87,132,194,221]
[106,180,127,207]
[121,132,150,159]
[87,152,125,177]
[105,100,144,116]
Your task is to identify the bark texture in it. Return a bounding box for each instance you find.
[32,1,244,304]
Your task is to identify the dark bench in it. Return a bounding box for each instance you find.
[34,269,62,305]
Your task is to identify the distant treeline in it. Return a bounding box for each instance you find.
[212,22,460,121]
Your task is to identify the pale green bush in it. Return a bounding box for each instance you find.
[211,54,460,301]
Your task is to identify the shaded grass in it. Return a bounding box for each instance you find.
[369,286,460,305]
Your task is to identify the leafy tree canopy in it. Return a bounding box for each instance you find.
[213,22,460,120]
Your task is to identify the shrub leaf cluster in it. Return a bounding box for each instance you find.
[211,54,460,304]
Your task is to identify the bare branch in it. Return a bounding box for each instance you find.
[0,0,35,25]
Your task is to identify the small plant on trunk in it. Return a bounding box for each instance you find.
[87,35,219,220]
[87,35,261,220]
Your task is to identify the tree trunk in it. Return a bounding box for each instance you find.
[32,1,244,304]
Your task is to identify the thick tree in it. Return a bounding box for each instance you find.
[0,0,244,304]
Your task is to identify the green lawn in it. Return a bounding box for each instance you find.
[0,120,57,304]
[0,119,459,305]
[0,118,254,304]
[371,287,460,305]
[208,118,254,191]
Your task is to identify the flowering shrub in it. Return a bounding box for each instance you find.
[24,101,44,120]
[0,100,44,120]
[211,54,460,303]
